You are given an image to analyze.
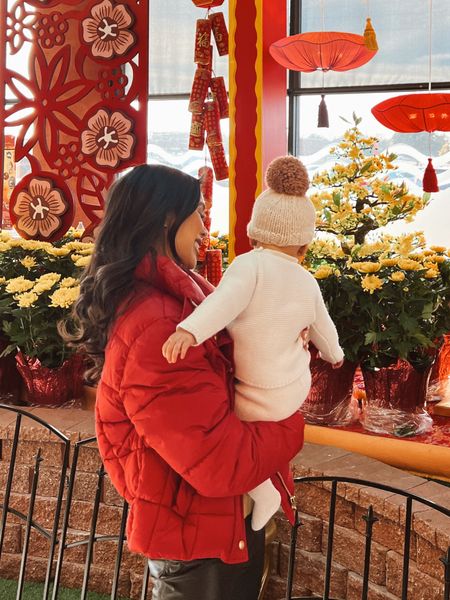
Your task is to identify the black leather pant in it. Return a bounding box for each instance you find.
[148,516,265,600]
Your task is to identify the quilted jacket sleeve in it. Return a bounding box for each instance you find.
[120,316,304,498]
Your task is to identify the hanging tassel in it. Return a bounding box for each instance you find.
[423,158,439,192]
[318,94,329,128]
[364,17,378,51]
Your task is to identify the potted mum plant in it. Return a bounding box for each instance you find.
[302,115,450,435]
[0,231,92,407]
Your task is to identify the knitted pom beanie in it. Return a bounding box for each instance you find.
[247,156,316,246]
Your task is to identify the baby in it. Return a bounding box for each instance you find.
[163,156,344,530]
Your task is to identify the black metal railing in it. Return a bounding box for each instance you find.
[0,404,150,600]
[2,404,450,600]
[286,476,450,600]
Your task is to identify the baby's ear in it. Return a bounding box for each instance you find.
[248,238,257,247]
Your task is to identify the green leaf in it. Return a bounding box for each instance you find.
[359,161,372,174]
[364,331,378,344]
[332,192,341,208]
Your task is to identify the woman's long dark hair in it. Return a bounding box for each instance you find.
[62,164,201,384]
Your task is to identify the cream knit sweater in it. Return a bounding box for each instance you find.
[179,248,344,420]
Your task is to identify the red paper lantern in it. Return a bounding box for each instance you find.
[192,0,224,7]
[269,31,377,73]
[372,93,450,192]
[270,22,377,127]
[371,93,450,133]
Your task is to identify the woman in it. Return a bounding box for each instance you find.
[68,164,305,600]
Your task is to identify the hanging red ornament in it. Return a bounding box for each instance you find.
[210,76,229,119]
[199,165,214,211]
[372,93,450,192]
[194,19,212,65]
[423,158,439,193]
[189,110,206,150]
[270,26,377,128]
[204,99,222,146]
[207,142,228,181]
[189,67,211,113]
[209,12,228,56]
[192,0,224,7]
[206,248,223,286]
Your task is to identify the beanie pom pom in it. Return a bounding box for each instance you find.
[265,156,310,196]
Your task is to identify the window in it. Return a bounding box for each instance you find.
[289,0,450,245]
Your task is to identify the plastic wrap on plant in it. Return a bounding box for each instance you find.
[300,350,358,427]
[360,406,433,437]
[361,361,433,437]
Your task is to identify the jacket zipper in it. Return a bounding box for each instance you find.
[276,471,297,510]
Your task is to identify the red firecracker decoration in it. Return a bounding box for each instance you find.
[207,142,229,181]
[197,166,213,262]
[189,110,206,150]
[189,67,211,113]
[188,5,229,183]
[209,12,228,56]
[194,19,212,65]
[204,99,222,146]
[210,77,229,118]
[206,248,223,286]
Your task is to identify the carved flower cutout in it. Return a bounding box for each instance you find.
[81,109,135,168]
[13,177,68,239]
[82,0,136,59]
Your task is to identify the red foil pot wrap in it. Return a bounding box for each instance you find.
[199,165,214,210]
[206,248,223,286]
[210,76,229,119]
[189,110,206,150]
[192,0,225,7]
[301,347,357,426]
[16,352,84,407]
[207,141,229,180]
[204,100,222,146]
[189,67,211,114]
[209,12,228,56]
[194,19,212,65]
[362,360,432,413]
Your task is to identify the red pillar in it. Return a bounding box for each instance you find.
[229,0,287,258]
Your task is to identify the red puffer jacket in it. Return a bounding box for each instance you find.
[95,255,305,564]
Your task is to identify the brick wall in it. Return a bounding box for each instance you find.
[0,408,449,599]
[266,445,450,600]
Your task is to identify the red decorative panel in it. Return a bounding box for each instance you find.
[0,0,149,239]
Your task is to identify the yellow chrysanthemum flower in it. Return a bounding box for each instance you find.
[15,291,39,308]
[426,255,445,263]
[361,274,383,294]
[74,256,91,268]
[6,276,34,293]
[424,268,440,279]
[0,277,6,284]
[60,277,79,288]
[49,286,80,309]
[390,271,406,282]
[0,242,11,252]
[46,247,71,257]
[397,258,422,271]
[351,261,381,273]
[430,246,446,253]
[314,265,334,279]
[36,273,61,284]
[380,258,398,267]
[33,281,58,294]
[20,256,37,270]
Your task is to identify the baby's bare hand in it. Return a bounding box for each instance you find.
[162,329,196,363]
